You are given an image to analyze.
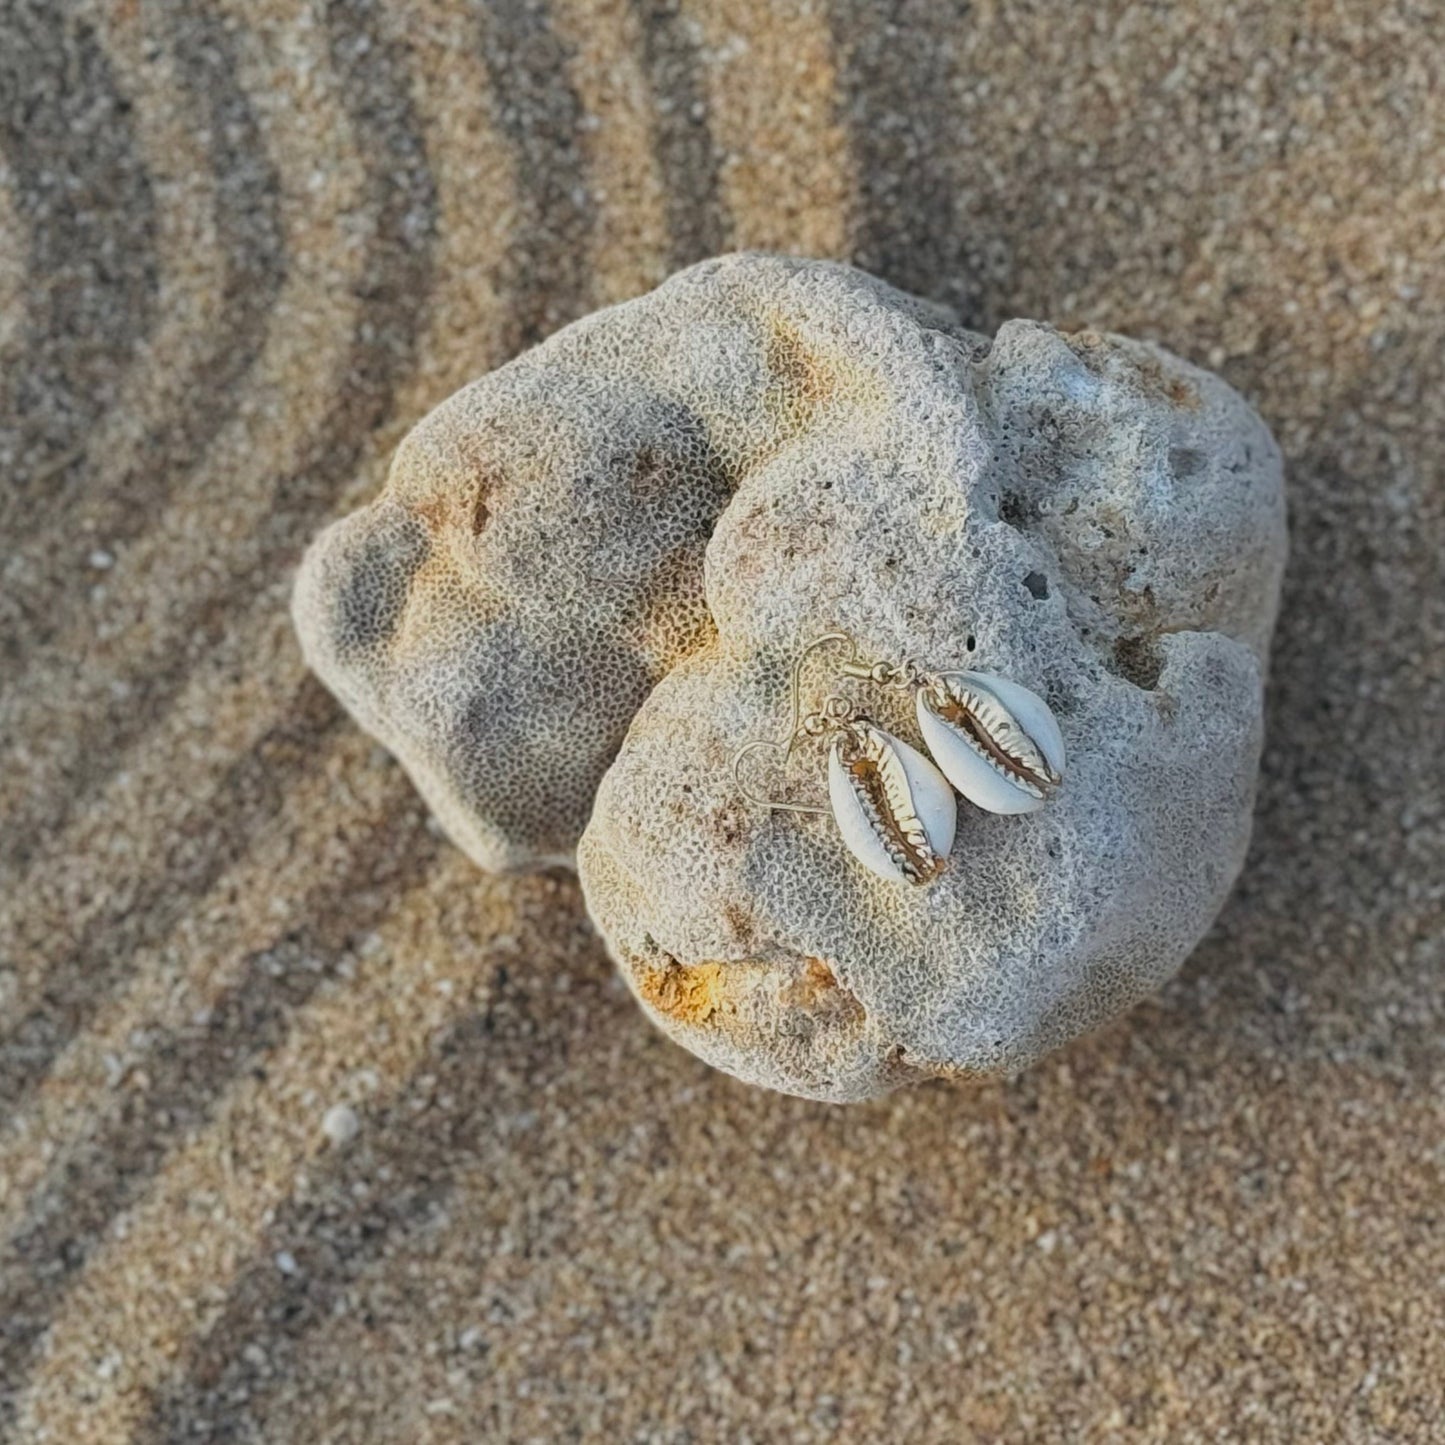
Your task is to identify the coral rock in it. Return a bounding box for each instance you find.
[295,255,1285,1100]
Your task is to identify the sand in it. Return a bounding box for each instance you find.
[1,1,1441,1440]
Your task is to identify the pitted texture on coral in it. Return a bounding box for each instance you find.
[568,256,1286,1102]
[295,254,1284,1100]
[294,255,969,870]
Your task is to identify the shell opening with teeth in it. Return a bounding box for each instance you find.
[826,722,957,885]
[915,670,1066,816]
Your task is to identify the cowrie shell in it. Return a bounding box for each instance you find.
[827,722,957,884]
[916,671,1065,815]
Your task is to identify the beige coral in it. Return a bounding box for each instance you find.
[295,254,1285,1100]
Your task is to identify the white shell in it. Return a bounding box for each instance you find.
[827,723,957,885]
[916,670,1065,816]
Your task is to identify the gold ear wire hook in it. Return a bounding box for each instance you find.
[731,737,829,816]
[782,631,859,758]
[729,631,860,815]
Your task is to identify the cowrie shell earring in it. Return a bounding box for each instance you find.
[734,640,956,886]
[837,647,1065,815]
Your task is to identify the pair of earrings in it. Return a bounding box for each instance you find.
[734,633,1066,886]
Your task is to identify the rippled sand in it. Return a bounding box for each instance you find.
[2,2,1441,1440]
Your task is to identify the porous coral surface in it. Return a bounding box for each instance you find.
[298,252,1284,1100]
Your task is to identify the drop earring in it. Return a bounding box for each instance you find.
[834,644,1065,815]
[733,635,957,886]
